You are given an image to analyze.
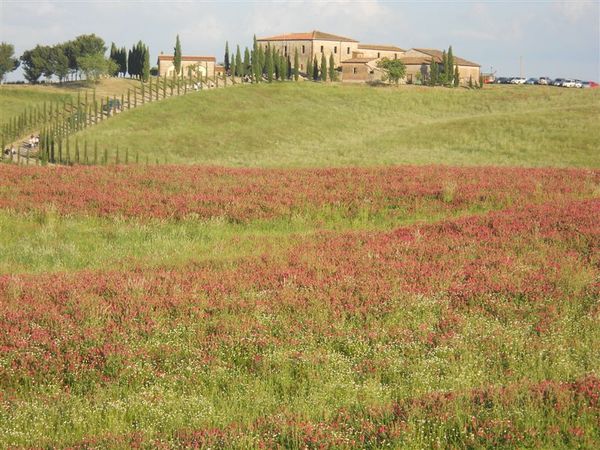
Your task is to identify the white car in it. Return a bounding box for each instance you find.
[562,79,582,88]
[510,77,526,84]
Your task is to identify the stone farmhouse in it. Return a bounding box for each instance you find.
[157,54,219,78]
[258,30,480,85]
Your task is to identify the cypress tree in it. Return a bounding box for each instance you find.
[224,41,230,73]
[468,74,473,89]
[174,35,182,75]
[142,45,150,82]
[447,46,454,86]
[329,53,336,81]
[243,47,250,78]
[294,48,299,81]
[103,147,108,165]
[265,45,274,82]
[94,141,98,164]
[321,53,327,82]
[313,56,319,81]
[441,50,448,85]
[230,57,236,83]
[283,55,289,80]
[306,54,313,79]
[454,66,460,87]
[235,45,242,77]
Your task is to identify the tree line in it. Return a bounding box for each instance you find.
[0,35,151,84]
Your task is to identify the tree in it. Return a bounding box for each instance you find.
[321,52,327,82]
[293,48,299,81]
[235,45,242,77]
[224,41,230,73]
[174,35,182,75]
[306,53,313,79]
[20,46,46,83]
[468,74,473,89]
[377,57,406,85]
[447,46,454,86]
[429,58,439,86]
[0,42,20,81]
[142,45,150,82]
[440,50,448,85]
[243,47,250,77]
[49,45,70,83]
[454,65,460,87]
[265,44,273,82]
[109,42,119,74]
[329,53,336,81]
[78,52,117,83]
[313,56,319,81]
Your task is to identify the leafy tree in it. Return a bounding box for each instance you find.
[174,35,182,75]
[0,42,20,81]
[313,56,319,81]
[321,52,327,82]
[20,46,46,83]
[78,53,117,83]
[224,41,230,73]
[377,57,406,85]
[235,45,242,77]
[454,66,460,87]
[293,48,299,81]
[49,45,70,83]
[329,53,336,81]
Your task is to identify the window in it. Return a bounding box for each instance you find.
[320,45,324,53]
[353,67,357,74]
[334,46,337,54]
[347,47,350,54]
[302,45,305,54]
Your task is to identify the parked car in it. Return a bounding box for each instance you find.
[581,81,599,89]
[562,79,582,88]
[538,77,552,85]
[553,78,566,86]
[573,79,583,88]
[495,77,509,84]
[525,78,538,85]
[511,77,527,84]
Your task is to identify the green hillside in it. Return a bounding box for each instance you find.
[69,82,600,167]
[0,78,140,125]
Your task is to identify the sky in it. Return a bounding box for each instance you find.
[1,0,599,81]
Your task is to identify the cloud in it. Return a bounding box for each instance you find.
[553,0,596,22]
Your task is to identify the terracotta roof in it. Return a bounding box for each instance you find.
[258,30,358,42]
[157,55,216,62]
[358,44,404,52]
[411,48,479,67]
[399,56,437,65]
[341,57,377,64]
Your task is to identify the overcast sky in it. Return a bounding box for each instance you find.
[1,0,598,81]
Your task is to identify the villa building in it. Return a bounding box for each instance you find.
[157,54,218,78]
[259,30,480,84]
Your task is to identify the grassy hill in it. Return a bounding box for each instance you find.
[0,78,140,125]
[67,82,600,168]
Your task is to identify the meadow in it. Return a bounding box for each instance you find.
[1,81,599,448]
[0,163,599,448]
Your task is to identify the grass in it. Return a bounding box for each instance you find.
[0,78,140,125]
[66,82,600,167]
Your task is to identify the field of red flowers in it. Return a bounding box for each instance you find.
[0,165,598,448]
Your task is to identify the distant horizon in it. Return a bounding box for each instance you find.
[1,0,598,82]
